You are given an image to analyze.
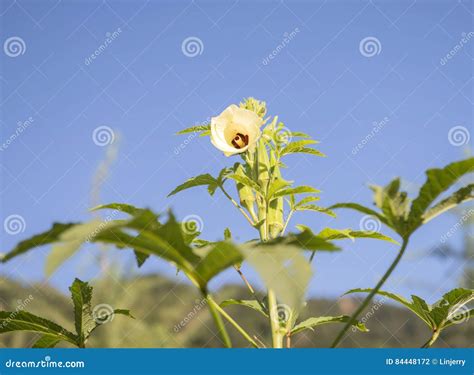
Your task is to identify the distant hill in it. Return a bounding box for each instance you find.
[0,275,472,348]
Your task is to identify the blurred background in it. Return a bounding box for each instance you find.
[0,0,472,347]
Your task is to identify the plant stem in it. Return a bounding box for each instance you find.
[207,295,260,348]
[233,266,267,311]
[219,185,255,227]
[281,209,294,236]
[205,293,232,348]
[268,289,283,348]
[421,330,440,348]
[330,238,409,348]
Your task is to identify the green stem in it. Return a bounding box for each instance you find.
[330,238,409,348]
[219,185,255,227]
[207,296,260,348]
[268,289,283,348]
[281,209,294,236]
[205,293,232,348]
[421,330,440,348]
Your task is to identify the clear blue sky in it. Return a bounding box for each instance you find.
[1,0,472,302]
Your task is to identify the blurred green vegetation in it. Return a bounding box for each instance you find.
[1,274,472,348]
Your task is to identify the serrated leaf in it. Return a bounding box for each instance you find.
[317,228,399,245]
[271,186,320,201]
[408,158,474,231]
[1,223,77,263]
[90,203,145,216]
[291,315,368,335]
[176,124,210,135]
[0,311,76,344]
[422,184,474,224]
[69,278,95,346]
[295,204,336,217]
[32,334,62,348]
[329,203,389,226]
[280,140,320,157]
[220,299,268,317]
[168,174,218,197]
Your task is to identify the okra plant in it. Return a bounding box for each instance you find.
[1,98,472,348]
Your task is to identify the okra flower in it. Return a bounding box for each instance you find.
[210,104,262,156]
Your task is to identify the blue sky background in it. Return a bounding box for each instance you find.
[1,0,472,302]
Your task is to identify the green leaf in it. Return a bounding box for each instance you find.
[267,228,340,252]
[271,186,320,201]
[176,124,210,135]
[168,174,218,197]
[45,220,118,276]
[295,204,336,217]
[241,244,313,311]
[329,203,389,226]
[294,196,320,208]
[220,299,268,317]
[227,174,264,196]
[344,289,434,328]
[430,288,474,329]
[1,222,77,263]
[69,278,95,346]
[422,184,474,224]
[195,242,243,286]
[90,203,145,216]
[408,158,474,231]
[280,140,325,158]
[224,228,232,240]
[0,311,76,344]
[291,315,368,335]
[317,228,399,245]
[32,335,62,348]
